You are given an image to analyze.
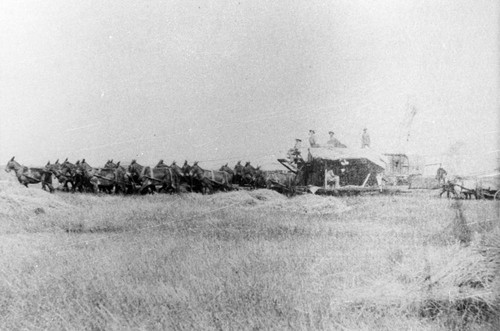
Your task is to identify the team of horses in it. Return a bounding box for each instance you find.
[4,157,296,195]
[7,156,487,199]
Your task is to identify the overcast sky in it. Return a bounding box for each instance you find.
[1,0,498,173]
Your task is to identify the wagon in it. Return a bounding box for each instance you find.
[475,172,500,200]
[445,172,500,200]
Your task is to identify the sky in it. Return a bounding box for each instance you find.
[1,0,498,174]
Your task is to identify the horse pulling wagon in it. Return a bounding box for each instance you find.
[439,172,500,200]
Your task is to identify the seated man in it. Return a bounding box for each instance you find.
[327,131,346,148]
[326,166,340,190]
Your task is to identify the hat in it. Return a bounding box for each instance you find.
[309,130,315,133]
[328,131,334,135]
[295,138,302,142]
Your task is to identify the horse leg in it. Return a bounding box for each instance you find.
[74,176,82,192]
[60,179,67,191]
[69,180,75,193]
[44,181,55,193]
[64,179,70,192]
[139,182,151,195]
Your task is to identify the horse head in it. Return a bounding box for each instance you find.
[45,161,58,175]
[181,162,192,176]
[189,163,204,179]
[59,161,74,176]
[104,160,118,169]
[219,164,234,175]
[127,160,144,180]
[170,162,184,177]
[5,157,20,173]
[155,159,166,168]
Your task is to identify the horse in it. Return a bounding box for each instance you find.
[192,162,233,192]
[193,163,233,192]
[155,159,169,168]
[241,161,258,188]
[454,177,478,199]
[76,159,102,193]
[264,170,296,196]
[170,161,192,192]
[182,160,192,177]
[104,159,117,169]
[128,160,178,194]
[153,161,179,194]
[109,162,134,194]
[438,176,478,200]
[233,161,244,186]
[45,159,76,192]
[219,163,235,185]
[60,158,88,192]
[188,162,214,194]
[95,160,130,194]
[439,180,458,199]
[253,166,267,189]
[5,157,55,193]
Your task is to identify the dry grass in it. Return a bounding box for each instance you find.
[1,171,499,330]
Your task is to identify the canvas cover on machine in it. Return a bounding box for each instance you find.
[307,147,387,170]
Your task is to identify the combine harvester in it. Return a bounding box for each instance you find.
[278,146,402,196]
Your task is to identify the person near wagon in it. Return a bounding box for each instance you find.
[361,128,371,149]
[309,130,320,148]
[326,166,340,190]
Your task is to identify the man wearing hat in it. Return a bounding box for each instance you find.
[287,138,303,163]
[326,165,340,190]
[327,131,346,148]
[327,131,336,145]
[309,130,319,148]
[361,128,371,148]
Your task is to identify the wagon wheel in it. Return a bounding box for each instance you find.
[494,190,500,201]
